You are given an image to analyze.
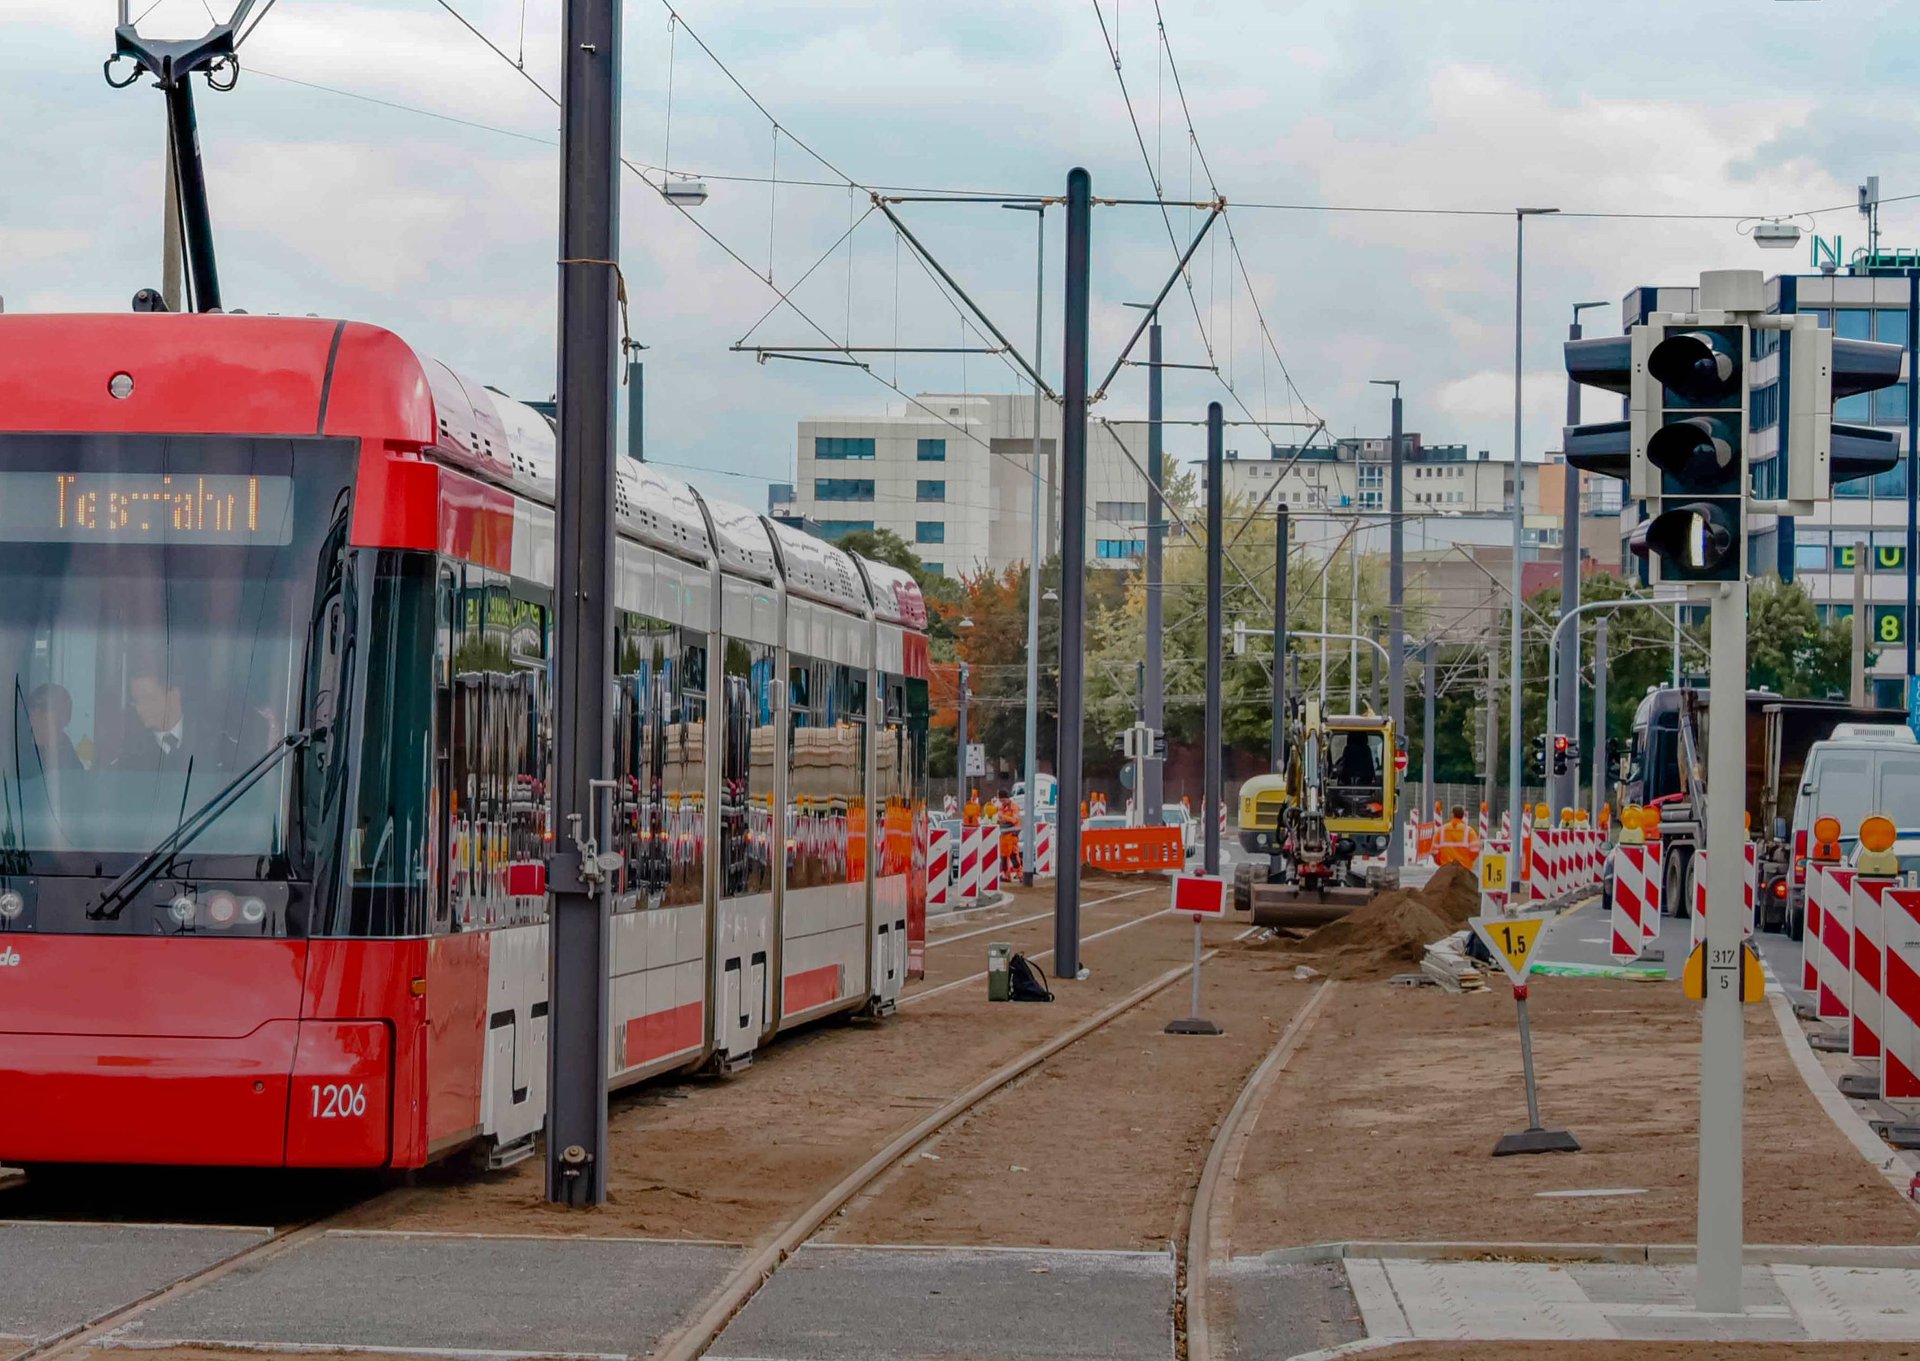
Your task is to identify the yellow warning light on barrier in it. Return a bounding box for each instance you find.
[1619,805,1645,846]
[1812,815,1843,862]
[1858,814,1901,876]
[1861,814,1898,854]
[1535,802,1550,821]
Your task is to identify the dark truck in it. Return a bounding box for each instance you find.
[1619,687,1904,932]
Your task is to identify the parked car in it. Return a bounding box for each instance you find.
[1161,804,1198,858]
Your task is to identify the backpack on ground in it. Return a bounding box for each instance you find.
[1007,952,1054,1003]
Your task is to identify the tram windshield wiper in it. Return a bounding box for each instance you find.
[87,725,322,921]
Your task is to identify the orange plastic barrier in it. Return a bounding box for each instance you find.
[1081,825,1185,871]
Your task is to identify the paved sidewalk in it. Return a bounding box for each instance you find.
[1347,1257,1920,1345]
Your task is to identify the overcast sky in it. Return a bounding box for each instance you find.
[6,0,1920,512]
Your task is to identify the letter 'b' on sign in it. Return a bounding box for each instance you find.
[1470,913,1545,984]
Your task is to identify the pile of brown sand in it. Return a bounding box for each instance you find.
[1276,864,1480,980]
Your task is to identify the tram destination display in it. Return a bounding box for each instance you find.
[0,471,294,544]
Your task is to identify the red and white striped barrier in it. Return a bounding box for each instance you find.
[1801,861,1825,993]
[1689,844,1757,949]
[1035,818,1056,879]
[1852,874,1897,1062]
[956,825,983,907]
[1219,802,1228,847]
[927,828,952,915]
[1500,810,1512,844]
[1529,823,1552,904]
[1479,806,1491,844]
[1812,864,1858,1024]
[1609,844,1660,959]
[1880,886,1920,1110]
[979,826,1003,897]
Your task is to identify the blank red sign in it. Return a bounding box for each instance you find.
[1172,873,1229,917]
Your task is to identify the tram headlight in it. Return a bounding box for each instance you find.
[206,892,237,926]
[168,893,198,925]
[239,896,266,925]
[0,890,22,920]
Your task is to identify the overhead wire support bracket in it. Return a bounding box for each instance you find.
[746,351,870,369]
[730,345,1005,354]
[872,195,1056,400]
[1090,199,1224,403]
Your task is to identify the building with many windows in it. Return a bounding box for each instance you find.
[788,394,1179,577]
[1621,266,1917,703]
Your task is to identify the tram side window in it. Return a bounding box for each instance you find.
[719,638,775,898]
[445,577,550,931]
[666,629,708,907]
[876,679,912,878]
[615,612,672,910]
[341,553,439,937]
[787,654,845,890]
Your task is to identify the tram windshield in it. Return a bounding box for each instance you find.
[0,435,352,876]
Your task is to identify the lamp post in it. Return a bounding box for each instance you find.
[1508,206,1558,894]
[1553,300,1607,816]
[1004,202,1046,883]
[1123,300,1165,824]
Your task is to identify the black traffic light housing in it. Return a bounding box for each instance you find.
[1530,733,1548,776]
[1643,326,1745,583]
[1563,334,1633,482]
[1829,336,1905,489]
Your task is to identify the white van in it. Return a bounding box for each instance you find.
[1787,726,1920,934]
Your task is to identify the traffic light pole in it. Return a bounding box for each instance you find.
[1204,401,1224,878]
[1386,385,1406,870]
[1590,617,1608,821]
[1144,320,1166,820]
[1272,505,1289,773]
[1697,580,1748,1314]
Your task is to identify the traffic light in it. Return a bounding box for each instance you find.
[1638,326,1746,582]
[1562,334,1633,481]
[1784,317,1905,499]
[1531,734,1548,776]
[1551,733,1576,776]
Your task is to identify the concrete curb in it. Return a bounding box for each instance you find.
[1763,964,1920,1210]
[1254,1239,1920,1268]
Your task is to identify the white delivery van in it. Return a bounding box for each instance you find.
[1786,724,1920,935]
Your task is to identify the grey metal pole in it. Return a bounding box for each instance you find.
[1422,638,1437,822]
[1272,505,1289,772]
[626,357,644,461]
[1054,167,1092,979]
[1204,402,1225,877]
[1022,208,1045,884]
[1144,321,1166,820]
[1906,271,1917,691]
[162,76,221,311]
[1697,580,1748,1313]
[1591,617,1609,822]
[1484,648,1499,819]
[1515,993,1545,1129]
[161,130,183,314]
[1369,617,1384,713]
[1387,390,1405,868]
[1554,311,1585,817]
[1506,210,1532,895]
[1852,541,1869,707]
[546,0,620,1208]
[956,662,969,813]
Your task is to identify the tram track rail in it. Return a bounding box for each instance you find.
[1177,978,1337,1361]
[651,917,1259,1361]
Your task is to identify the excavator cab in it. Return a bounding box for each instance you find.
[1324,716,1394,835]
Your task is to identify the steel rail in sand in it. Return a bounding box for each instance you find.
[650,926,1260,1361]
[1180,979,1339,1361]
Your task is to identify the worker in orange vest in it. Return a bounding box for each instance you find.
[1433,804,1481,870]
[998,791,1022,875]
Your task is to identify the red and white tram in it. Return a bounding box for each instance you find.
[0,313,930,1170]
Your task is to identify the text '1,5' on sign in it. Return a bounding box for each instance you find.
[1480,855,1507,893]
[1171,873,1229,917]
[1470,913,1545,984]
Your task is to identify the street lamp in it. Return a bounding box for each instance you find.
[660,178,709,208]
[1004,202,1047,884]
[1553,300,1607,816]
[1508,207,1558,892]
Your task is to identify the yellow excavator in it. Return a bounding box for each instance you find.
[1233,696,1396,926]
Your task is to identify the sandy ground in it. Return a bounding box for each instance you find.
[1363,1345,1920,1360]
[364,883,1233,1245]
[825,940,1316,1250]
[1229,975,1920,1253]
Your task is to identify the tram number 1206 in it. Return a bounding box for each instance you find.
[312,1082,369,1119]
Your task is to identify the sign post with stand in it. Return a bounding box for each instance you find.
[1166,872,1227,1035]
[1471,913,1580,1157]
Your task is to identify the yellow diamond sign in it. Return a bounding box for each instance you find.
[1470,913,1545,984]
